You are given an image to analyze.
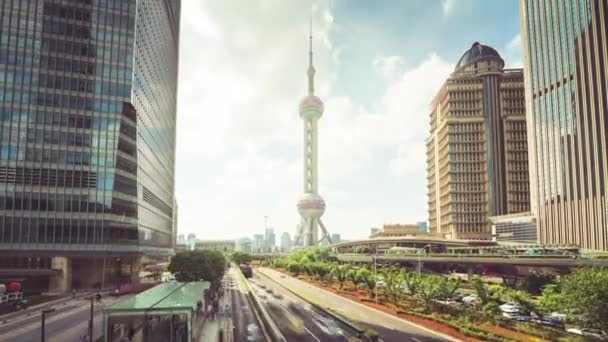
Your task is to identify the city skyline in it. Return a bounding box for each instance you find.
[175,0,523,240]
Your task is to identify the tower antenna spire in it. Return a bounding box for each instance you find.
[307,13,315,95]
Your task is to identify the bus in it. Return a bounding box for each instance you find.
[240,264,253,278]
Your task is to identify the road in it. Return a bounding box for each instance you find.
[226,267,263,342]
[0,294,127,342]
[250,269,360,342]
[256,267,458,342]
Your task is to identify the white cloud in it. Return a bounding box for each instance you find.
[372,55,404,80]
[502,33,523,68]
[176,1,454,241]
[442,0,456,17]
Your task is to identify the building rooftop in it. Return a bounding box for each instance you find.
[106,282,209,313]
[454,42,503,71]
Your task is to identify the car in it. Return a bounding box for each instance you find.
[375,280,385,289]
[461,294,477,304]
[499,303,522,314]
[273,293,283,300]
[532,318,565,329]
[247,324,261,341]
[567,328,608,340]
[507,314,532,322]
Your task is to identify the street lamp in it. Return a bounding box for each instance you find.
[418,244,432,278]
[41,308,56,342]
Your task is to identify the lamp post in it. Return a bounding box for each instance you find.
[89,295,95,341]
[41,308,56,342]
[418,244,432,278]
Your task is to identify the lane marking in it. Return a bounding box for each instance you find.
[304,327,321,342]
[412,338,423,342]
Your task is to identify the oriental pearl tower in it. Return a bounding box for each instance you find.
[295,21,332,247]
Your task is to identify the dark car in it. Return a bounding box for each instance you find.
[534,318,565,329]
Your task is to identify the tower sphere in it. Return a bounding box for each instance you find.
[297,193,326,218]
[299,95,324,118]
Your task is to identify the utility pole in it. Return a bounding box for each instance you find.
[89,296,94,340]
[41,308,55,342]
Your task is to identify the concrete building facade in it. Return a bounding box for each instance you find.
[0,0,180,291]
[520,0,608,251]
[427,43,530,240]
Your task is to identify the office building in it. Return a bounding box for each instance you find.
[330,233,341,244]
[194,240,235,253]
[236,237,252,253]
[489,212,537,243]
[520,0,608,250]
[427,42,530,240]
[416,221,429,233]
[0,0,181,291]
[280,232,292,253]
[264,227,275,252]
[253,234,264,253]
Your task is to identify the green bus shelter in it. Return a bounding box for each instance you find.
[103,281,210,342]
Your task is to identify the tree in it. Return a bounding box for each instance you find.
[471,276,490,305]
[401,270,420,296]
[438,277,461,300]
[230,251,251,265]
[356,267,377,297]
[418,275,443,311]
[347,268,361,289]
[521,272,555,295]
[537,283,562,316]
[168,250,227,288]
[331,264,350,289]
[287,262,302,275]
[561,267,608,331]
[382,270,404,306]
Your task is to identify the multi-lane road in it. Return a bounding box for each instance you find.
[0,294,127,342]
[249,269,360,342]
[255,267,458,342]
[225,267,264,342]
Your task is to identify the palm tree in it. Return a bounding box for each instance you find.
[331,264,350,289]
[383,270,404,306]
[356,267,377,298]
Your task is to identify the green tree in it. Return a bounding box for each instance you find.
[356,267,377,297]
[168,250,227,288]
[418,275,443,311]
[471,276,490,305]
[538,283,562,316]
[521,272,556,295]
[401,270,420,296]
[347,268,361,289]
[438,277,461,300]
[331,264,350,289]
[230,251,251,265]
[382,270,404,305]
[287,262,302,275]
[561,267,608,331]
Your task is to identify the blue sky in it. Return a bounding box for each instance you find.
[175,0,522,241]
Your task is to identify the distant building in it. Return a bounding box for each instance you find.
[177,235,186,245]
[253,234,265,253]
[370,228,380,237]
[194,240,236,253]
[280,232,292,253]
[489,212,537,243]
[417,222,429,233]
[236,238,252,253]
[427,42,529,240]
[175,244,189,252]
[265,228,276,253]
[371,224,430,238]
[187,234,197,244]
[330,234,341,244]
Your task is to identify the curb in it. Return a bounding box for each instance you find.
[259,268,462,342]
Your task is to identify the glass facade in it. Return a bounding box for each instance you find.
[521,0,608,250]
[0,0,179,252]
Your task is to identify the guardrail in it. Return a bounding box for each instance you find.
[234,267,286,342]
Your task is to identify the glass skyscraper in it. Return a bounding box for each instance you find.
[521,0,607,250]
[0,0,180,289]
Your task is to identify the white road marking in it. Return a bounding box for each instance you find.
[304,327,321,342]
[412,338,423,342]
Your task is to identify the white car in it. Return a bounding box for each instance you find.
[499,303,522,314]
[247,324,261,341]
[567,328,608,340]
[461,294,478,304]
[375,280,385,289]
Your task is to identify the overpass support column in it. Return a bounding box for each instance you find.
[467,267,474,282]
[49,256,72,293]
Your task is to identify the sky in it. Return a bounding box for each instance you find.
[175,0,522,242]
